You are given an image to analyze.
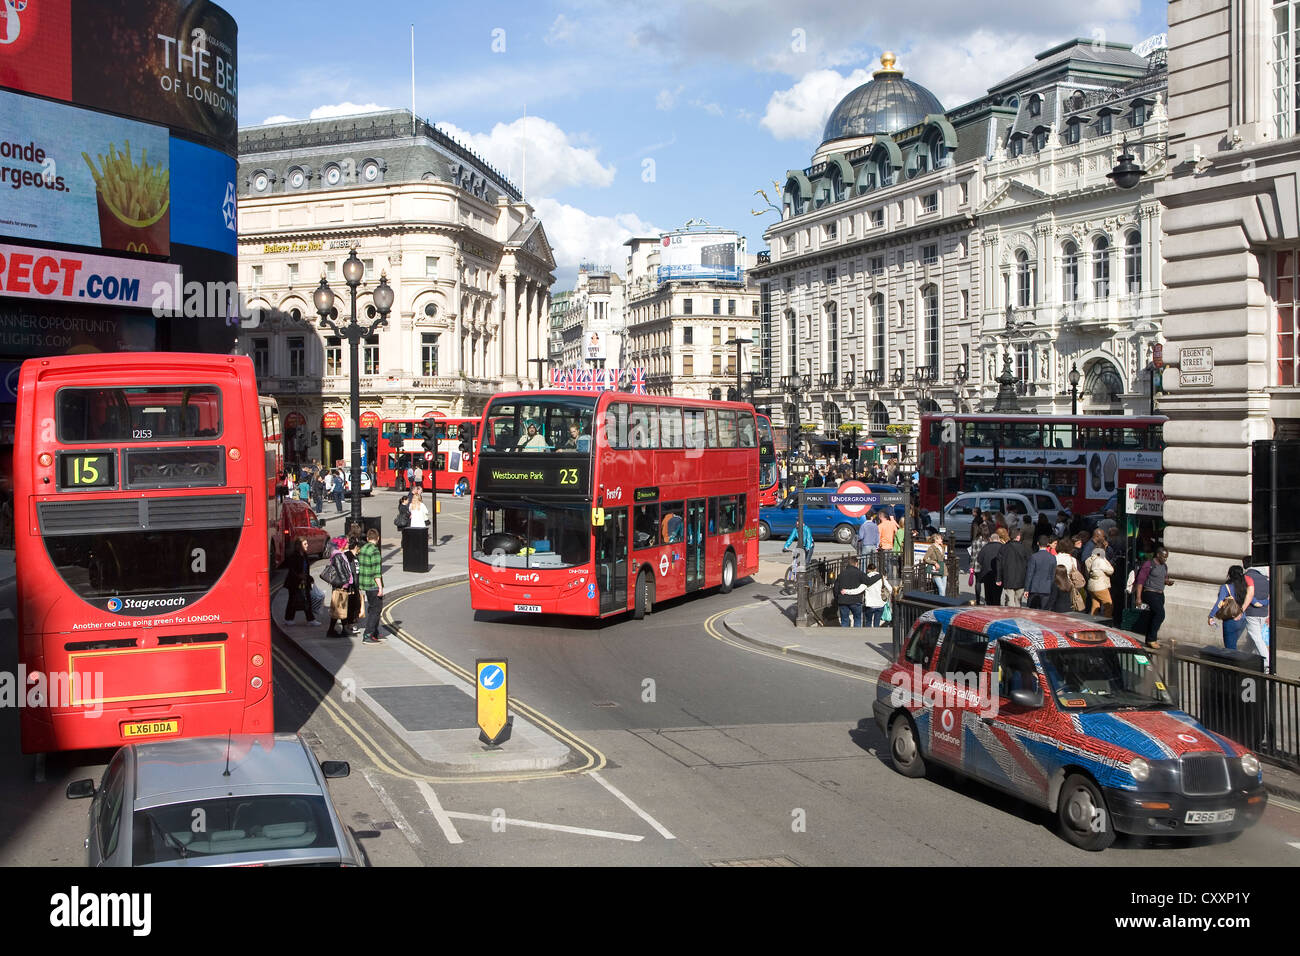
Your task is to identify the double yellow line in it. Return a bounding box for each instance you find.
[272,581,606,784]
[701,606,875,683]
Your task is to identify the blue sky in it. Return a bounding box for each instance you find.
[223,0,1168,289]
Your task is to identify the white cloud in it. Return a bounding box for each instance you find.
[656,86,683,111]
[759,67,872,141]
[691,99,724,117]
[545,14,578,45]
[436,117,615,195]
[257,102,392,125]
[531,198,662,271]
[900,32,1053,108]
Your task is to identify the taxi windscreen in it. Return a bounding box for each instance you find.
[1039,647,1173,711]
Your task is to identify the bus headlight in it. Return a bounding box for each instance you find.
[1241,754,1260,779]
[251,654,264,667]
[1129,757,1150,783]
[38,452,53,467]
[228,447,241,460]
[250,676,264,689]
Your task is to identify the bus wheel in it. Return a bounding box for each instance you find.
[719,552,736,593]
[632,571,652,619]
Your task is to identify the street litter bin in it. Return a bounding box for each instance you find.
[402,526,429,573]
[360,515,382,546]
[1195,645,1266,751]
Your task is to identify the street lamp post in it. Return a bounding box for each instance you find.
[314,248,394,530]
[1069,361,1082,415]
[726,335,752,402]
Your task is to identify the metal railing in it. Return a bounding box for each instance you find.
[1166,652,1299,770]
[798,550,905,626]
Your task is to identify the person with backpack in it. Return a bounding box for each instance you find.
[1207,565,1249,651]
[1242,563,1271,665]
[1133,548,1173,648]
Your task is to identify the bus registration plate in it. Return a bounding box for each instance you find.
[121,720,180,740]
[513,604,542,613]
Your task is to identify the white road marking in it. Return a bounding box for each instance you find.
[362,768,424,848]
[588,770,676,840]
[444,811,644,842]
[1289,842,1300,851]
[415,779,464,845]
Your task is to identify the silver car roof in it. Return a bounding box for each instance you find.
[131,734,323,806]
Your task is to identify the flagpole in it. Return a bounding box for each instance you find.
[410,24,416,137]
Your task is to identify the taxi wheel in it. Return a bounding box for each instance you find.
[632,571,652,620]
[1058,773,1116,851]
[758,521,771,541]
[833,524,855,544]
[888,714,926,778]
[720,553,736,593]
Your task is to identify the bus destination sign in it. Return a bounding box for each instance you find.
[479,461,589,495]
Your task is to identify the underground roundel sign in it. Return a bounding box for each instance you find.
[658,554,670,576]
[831,480,877,518]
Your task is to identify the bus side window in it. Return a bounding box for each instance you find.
[683,409,706,449]
[628,405,658,449]
[705,410,719,448]
[605,404,628,449]
[633,503,659,550]
[658,407,683,448]
[737,413,756,448]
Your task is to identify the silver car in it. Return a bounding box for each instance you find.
[67,734,363,867]
[941,489,1065,545]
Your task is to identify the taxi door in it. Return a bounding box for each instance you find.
[925,625,991,770]
[975,640,1053,807]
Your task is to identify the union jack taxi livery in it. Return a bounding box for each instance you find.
[874,606,1268,850]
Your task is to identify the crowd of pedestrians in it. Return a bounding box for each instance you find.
[280,459,349,514]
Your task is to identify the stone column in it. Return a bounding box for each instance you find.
[504,273,517,382]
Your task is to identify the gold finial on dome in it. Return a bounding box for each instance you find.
[874,50,902,78]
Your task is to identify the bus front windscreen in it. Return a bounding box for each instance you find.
[480,396,596,454]
[472,498,591,569]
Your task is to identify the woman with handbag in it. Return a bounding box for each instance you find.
[283,537,320,626]
[324,538,363,637]
[1208,566,1249,650]
[1085,546,1115,618]
[923,534,947,596]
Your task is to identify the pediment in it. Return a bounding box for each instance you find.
[978,179,1053,214]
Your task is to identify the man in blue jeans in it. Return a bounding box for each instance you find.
[835,555,869,627]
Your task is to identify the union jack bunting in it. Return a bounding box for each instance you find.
[622,367,647,394]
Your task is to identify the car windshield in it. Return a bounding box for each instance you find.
[132,795,338,864]
[1039,647,1174,711]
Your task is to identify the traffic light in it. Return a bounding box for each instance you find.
[421,418,436,454]
[459,423,475,459]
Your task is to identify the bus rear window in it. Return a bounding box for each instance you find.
[57,386,223,443]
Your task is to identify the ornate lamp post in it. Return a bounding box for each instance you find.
[1069,361,1082,415]
[314,248,394,528]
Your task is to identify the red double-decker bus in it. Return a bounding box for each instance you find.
[378,416,477,494]
[916,412,1165,514]
[13,354,274,753]
[757,413,778,506]
[468,391,759,618]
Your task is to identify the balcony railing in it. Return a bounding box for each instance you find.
[818,372,837,389]
[861,369,885,386]
[889,368,906,386]
[841,370,855,389]
[780,374,799,391]
[914,365,938,384]
[749,372,772,390]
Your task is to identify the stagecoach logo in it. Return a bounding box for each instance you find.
[102,595,191,616]
[514,572,540,583]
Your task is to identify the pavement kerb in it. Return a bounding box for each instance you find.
[720,605,887,679]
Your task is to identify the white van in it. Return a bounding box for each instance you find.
[941,489,1065,544]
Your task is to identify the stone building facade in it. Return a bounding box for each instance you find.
[236,110,554,467]
[1157,0,1300,647]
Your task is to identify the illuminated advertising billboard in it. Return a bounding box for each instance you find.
[657,231,742,283]
[0,0,237,152]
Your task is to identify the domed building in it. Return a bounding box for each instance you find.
[751,39,1167,510]
[813,52,946,162]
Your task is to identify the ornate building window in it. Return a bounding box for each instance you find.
[786,310,797,374]
[922,284,939,376]
[1274,250,1300,385]
[1084,361,1125,404]
[871,294,885,373]
[324,337,342,377]
[252,338,269,378]
[1015,250,1032,307]
[421,333,440,377]
[826,304,839,379]
[1092,236,1110,299]
[1062,241,1080,302]
[1274,2,1299,139]
[288,336,305,378]
[362,335,379,376]
[1124,231,1142,295]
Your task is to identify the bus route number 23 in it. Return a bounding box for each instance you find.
[559,467,579,486]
